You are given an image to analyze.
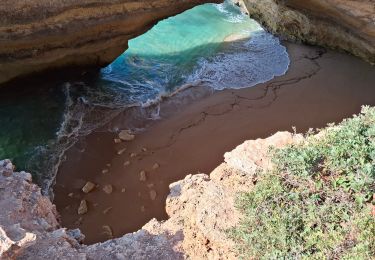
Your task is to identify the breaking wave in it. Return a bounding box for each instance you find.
[21,1,289,196]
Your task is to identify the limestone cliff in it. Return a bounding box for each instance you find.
[0,0,220,85]
[0,133,300,259]
[241,0,375,63]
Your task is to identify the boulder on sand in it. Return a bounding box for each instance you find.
[82,182,96,193]
[78,200,88,215]
[118,130,135,141]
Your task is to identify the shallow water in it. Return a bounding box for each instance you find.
[0,1,289,191]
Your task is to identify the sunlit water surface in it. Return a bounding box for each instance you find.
[0,1,289,192]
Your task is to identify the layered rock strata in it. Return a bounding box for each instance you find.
[0,132,300,259]
[0,0,373,85]
[241,0,375,63]
[0,0,220,85]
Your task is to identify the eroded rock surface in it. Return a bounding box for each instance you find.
[242,0,375,63]
[0,0,220,85]
[0,132,300,259]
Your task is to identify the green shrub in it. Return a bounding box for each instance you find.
[230,106,375,259]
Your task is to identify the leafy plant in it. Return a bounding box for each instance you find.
[230,106,375,259]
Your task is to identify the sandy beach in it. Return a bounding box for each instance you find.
[53,42,375,244]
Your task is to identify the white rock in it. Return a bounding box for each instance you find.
[78,200,88,215]
[117,148,127,155]
[139,171,147,182]
[82,182,95,193]
[124,161,130,166]
[102,225,113,239]
[114,138,122,144]
[118,130,135,141]
[103,185,113,194]
[103,207,112,215]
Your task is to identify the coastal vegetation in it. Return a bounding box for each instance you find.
[231,106,375,259]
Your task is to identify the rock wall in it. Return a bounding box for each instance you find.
[0,132,300,259]
[1,0,373,85]
[241,0,375,63]
[0,0,220,85]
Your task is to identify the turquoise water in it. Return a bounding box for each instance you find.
[0,1,289,191]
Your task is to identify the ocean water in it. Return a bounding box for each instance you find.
[0,1,289,192]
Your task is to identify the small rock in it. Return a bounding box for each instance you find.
[82,182,95,193]
[106,163,111,167]
[119,130,135,141]
[124,161,130,166]
[139,171,147,182]
[102,169,109,174]
[68,193,74,198]
[114,138,122,144]
[147,183,154,188]
[103,185,113,194]
[140,206,145,212]
[152,163,160,170]
[130,153,137,158]
[142,147,148,152]
[102,225,113,239]
[149,190,157,200]
[121,188,126,193]
[78,200,88,215]
[103,207,113,214]
[117,147,127,155]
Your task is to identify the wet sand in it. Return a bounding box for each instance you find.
[54,42,375,244]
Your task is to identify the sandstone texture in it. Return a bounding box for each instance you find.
[0,132,301,259]
[0,0,373,85]
[242,0,375,63]
[0,0,220,85]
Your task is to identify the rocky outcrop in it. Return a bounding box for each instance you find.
[0,132,300,259]
[241,0,375,63]
[1,0,373,85]
[0,0,220,85]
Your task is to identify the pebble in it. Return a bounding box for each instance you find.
[119,130,135,141]
[130,153,137,158]
[149,190,157,200]
[114,138,122,144]
[102,169,109,174]
[117,147,127,155]
[102,225,113,238]
[121,188,126,193]
[106,163,111,167]
[140,206,145,212]
[139,171,147,182]
[152,163,160,170]
[103,185,113,194]
[142,147,148,152]
[82,181,96,193]
[103,207,113,214]
[147,183,154,188]
[78,200,88,215]
[124,161,130,166]
[68,193,74,198]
